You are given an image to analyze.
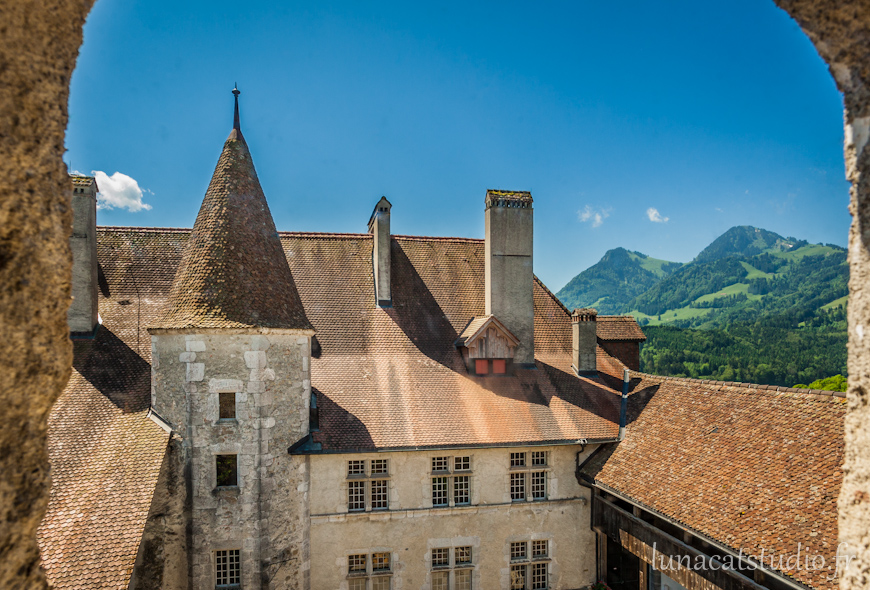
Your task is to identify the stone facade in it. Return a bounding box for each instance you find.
[307,445,597,590]
[149,331,312,589]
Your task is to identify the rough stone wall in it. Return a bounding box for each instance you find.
[0,1,94,588]
[769,3,870,589]
[600,341,640,373]
[150,332,311,589]
[307,445,596,590]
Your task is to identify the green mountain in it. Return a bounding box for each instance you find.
[555,226,849,386]
[555,248,682,314]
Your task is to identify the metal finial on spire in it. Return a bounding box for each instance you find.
[232,84,241,131]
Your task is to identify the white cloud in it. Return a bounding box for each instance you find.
[92,171,152,212]
[646,207,669,223]
[578,205,610,228]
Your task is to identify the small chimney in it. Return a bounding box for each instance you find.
[68,175,99,335]
[571,308,597,374]
[485,190,534,366]
[368,196,392,307]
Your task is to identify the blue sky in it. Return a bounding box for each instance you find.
[68,0,849,291]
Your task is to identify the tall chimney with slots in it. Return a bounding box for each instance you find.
[485,190,534,367]
[368,196,392,307]
[572,308,598,374]
[68,174,99,335]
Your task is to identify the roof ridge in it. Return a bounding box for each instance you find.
[628,370,847,400]
[98,226,192,233]
[534,276,571,317]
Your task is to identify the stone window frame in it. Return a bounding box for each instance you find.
[509,451,550,502]
[509,539,551,590]
[346,458,391,513]
[430,454,473,508]
[215,548,241,589]
[346,551,394,590]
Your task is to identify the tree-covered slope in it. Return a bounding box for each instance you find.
[556,248,682,314]
[693,225,806,263]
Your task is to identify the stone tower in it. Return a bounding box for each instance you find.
[68,174,99,334]
[148,88,315,589]
[485,190,534,366]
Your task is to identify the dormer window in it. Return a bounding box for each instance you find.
[455,315,519,376]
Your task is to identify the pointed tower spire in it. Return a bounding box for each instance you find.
[152,89,312,332]
[232,83,241,131]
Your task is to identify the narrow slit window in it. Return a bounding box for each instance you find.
[216,455,238,487]
[219,392,235,420]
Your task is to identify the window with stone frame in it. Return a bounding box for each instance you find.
[430,546,474,590]
[509,451,550,501]
[216,454,238,488]
[347,459,391,512]
[215,548,241,588]
[510,540,550,590]
[348,552,392,590]
[430,455,473,507]
[219,392,236,420]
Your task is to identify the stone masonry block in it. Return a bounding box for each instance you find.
[186,363,205,382]
[247,380,265,393]
[209,378,243,393]
[250,335,270,351]
[186,340,207,352]
[179,352,196,362]
[244,351,267,369]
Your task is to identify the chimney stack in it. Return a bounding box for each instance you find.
[572,308,597,374]
[368,196,392,307]
[485,190,534,366]
[68,175,99,335]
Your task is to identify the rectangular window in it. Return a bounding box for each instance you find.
[455,568,472,590]
[531,451,547,467]
[372,577,391,590]
[531,471,547,500]
[510,565,527,590]
[219,392,235,420]
[372,553,391,572]
[432,456,449,472]
[453,475,470,505]
[475,359,489,374]
[454,456,470,471]
[348,580,366,590]
[348,460,366,476]
[371,480,389,510]
[348,554,367,573]
[532,540,548,559]
[348,481,365,511]
[511,542,527,561]
[432,476,448,506]
[432,571,449,590]
[216,455,238,488]
[492,359,506,374]
[455,546,472,565]
[510,472,526,501]
[510,452,526,467]
[432,547,450,567]
[215,549,241,587]
[371,459,389,475]
[531,562,548,589]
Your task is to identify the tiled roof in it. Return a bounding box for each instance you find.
[153,129,312,331]
[596,315,646,341]
[38,228,174,590]
[583,361,845,590]
[69,174,95,187]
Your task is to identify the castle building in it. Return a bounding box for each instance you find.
[37,92,844,590]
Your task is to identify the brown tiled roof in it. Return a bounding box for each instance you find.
[596,315,646,341]
[38,228,174,590]
[583,361,844,590]
[153,129,312,331]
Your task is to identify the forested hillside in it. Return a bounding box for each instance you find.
[556,225,849,386]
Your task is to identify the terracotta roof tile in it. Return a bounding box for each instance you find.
[585,357,844,590]
[596,315,646,341]
[153,130,311,331]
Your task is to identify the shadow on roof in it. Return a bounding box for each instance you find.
[72,327,150,413]
[312,390,376,451]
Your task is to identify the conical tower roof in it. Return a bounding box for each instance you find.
[153,88,312,332]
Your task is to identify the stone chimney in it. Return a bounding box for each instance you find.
[68,175,99,334]
[572,308,598,374]
[368,196,392,307]
[485,190,534,366]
